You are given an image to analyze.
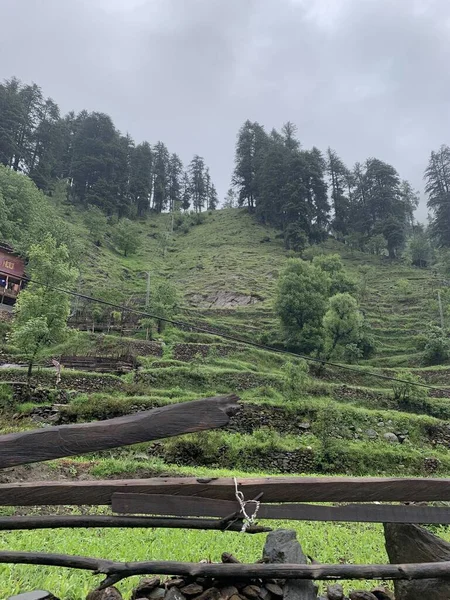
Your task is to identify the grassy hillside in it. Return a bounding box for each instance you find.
[1,206,449,597]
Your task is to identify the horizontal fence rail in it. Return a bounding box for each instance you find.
[2,476,450,506]
[1,552,450,590]
[112,492,450,524]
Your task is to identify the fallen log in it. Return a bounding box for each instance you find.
[1,551,450,590]
[0,395,239,468]
[0,515,270,533]
[2,476,450,506]
[112,492,450,524]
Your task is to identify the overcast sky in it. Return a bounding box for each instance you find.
[2,0,450,220]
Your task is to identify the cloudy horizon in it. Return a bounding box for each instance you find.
[2,0,450,220]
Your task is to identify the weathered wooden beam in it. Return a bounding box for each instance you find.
[0,514,270,533]
[112,492,450,524]
[0,395,239,468]
[1,552,450,590]
[2,476,450,506]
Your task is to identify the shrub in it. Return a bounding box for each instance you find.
[282,359,309,402]
[391,369,428,411]
[0,384,14,412]
[422,325,450,365]
[395,279,412,301]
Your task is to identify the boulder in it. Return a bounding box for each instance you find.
[384,522,450,599]
[370,588,394,600]
[383,433,399,444]
[132,578,161,600]
[349,593,377,600]
[326,583,344,600]
[86,589,123,600]
[165,588,186,600]
[263,530,316,600]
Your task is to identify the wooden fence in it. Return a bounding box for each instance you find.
[2,394,450,590]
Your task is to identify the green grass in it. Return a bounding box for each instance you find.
[0,520,396,598]
[3,207,450,595]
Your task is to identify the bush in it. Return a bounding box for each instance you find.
[391,369,428,411]
[422,325,450,365]
[282,359,309,402]
[395,279,412,301]
[0,384,14,412]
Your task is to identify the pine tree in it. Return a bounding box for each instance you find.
[223,188,236,208]
[152,141,170,213]
[326,148,350,237]
[129,142,153,216]
[168,153,183,213]
[189,155,206,212]
[207,182,219,210]
[181,172,191,211]
[281,121,300,151]
[425,145,450,247]
[232,120,267,209]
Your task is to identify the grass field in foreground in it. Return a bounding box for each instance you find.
[0,519,401,598]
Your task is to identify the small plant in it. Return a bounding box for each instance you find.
[312,401,341,468]
[422,324,450,365]
[0,383,14,412]
[395,278,412,301]
[391,369,428,411]
[282,359,309,402]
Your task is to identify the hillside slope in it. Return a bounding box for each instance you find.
[2,207,450,597]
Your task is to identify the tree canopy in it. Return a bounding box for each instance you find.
[0,77,217,218]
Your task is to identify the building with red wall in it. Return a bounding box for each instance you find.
[0,243,25,310]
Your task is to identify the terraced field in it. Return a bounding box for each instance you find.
[1,208,449,597]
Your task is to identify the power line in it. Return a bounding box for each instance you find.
[23,276,441,392]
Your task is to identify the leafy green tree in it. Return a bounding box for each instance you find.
[282,359,309,402]
[425,145,450,247]
[323,293,363,358]
[10,236,78,381]
[312,253,357,296]
[147,280,179,335]
[395,278,412,301]
[404,229,432,268]
[392,369,428,411]
[0,164,81,260]
[112,218,141,256]
[422,324,450,365]
[366,234,387,256]
[84,205,108,244]
[275,259,330,353]
[283,223,308,253]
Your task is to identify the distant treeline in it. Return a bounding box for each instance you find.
[231,120,421,258]
[0,77,218,217]
[2,77,450,256]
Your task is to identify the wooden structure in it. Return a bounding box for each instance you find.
[2,395,450,590]
[0,242,25,309]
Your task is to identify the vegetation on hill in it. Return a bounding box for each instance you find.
[4,84,450,596]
